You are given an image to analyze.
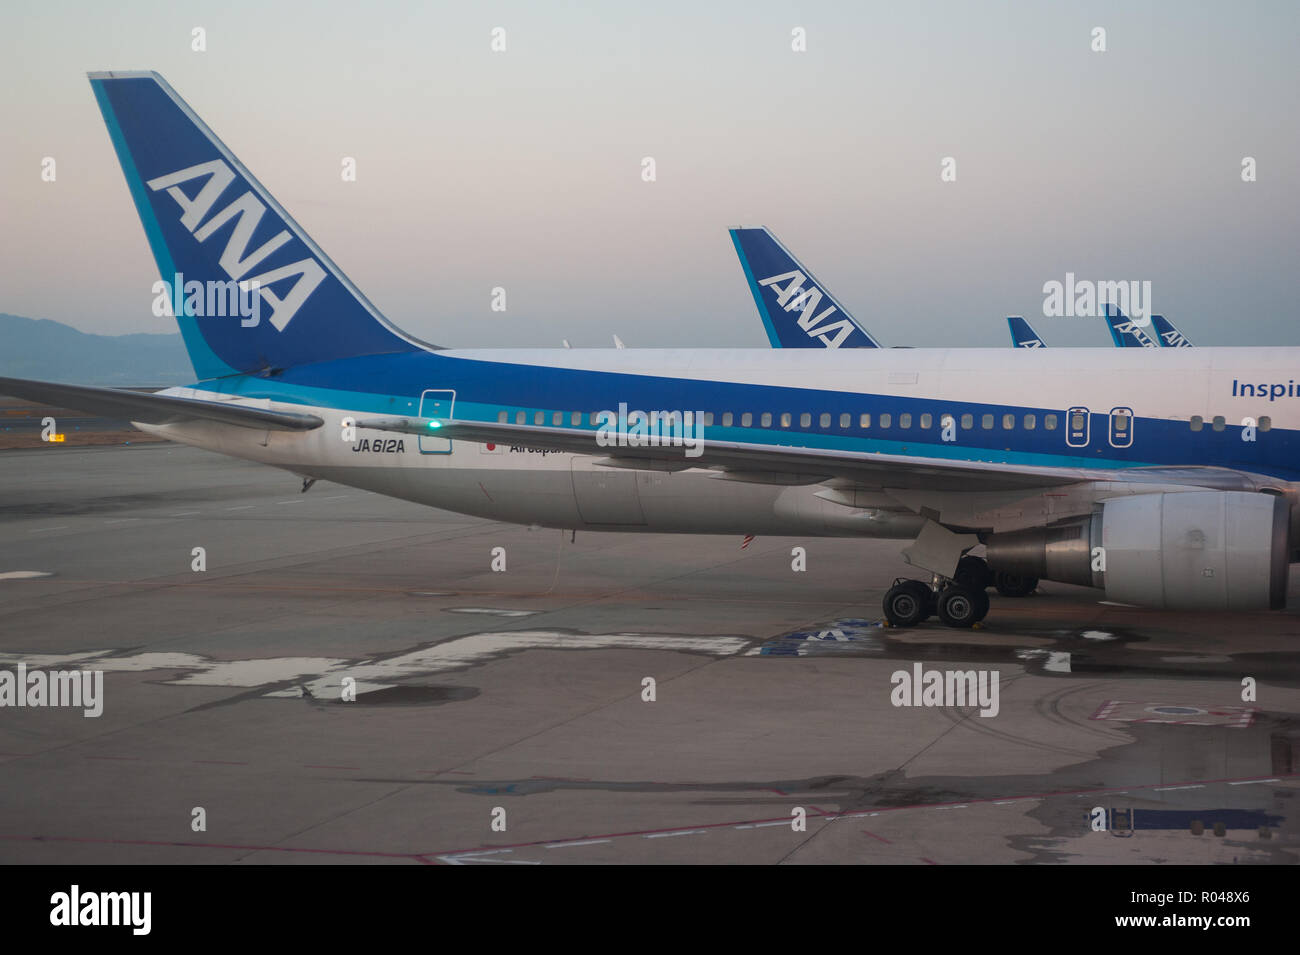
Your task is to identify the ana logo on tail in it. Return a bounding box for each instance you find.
[146,159,325,331]
[757,270,858,348]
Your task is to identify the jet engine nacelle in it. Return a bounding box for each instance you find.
[985,491,1289,611]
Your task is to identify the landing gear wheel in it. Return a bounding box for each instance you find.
[937,585,984,628]
[993,571,1038,598]
[954,555,993,590]
[883,579,932,628]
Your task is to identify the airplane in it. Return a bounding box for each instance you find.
[729,227,882,349]
[1006,316,1047,348]
[1104,304,1159,348]
[1106,305,1195,348]
[1150,314,1194,348]
[2,72,1294,632]
[730,228,1041,353]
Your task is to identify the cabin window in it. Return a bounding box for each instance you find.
[497,410,508,423]
[819,413,831,428]
[516,411,527,425]
[761,413,772,427]
[1212,415,1225,432]
[552,411,563,426]
[571,411,582,426]
[779,413,792,428]
[899,413,912,429]
[1189,415,1203,432]
[1259,416,1272,432]
[1024,413,1036,430]
[741,413,752,427]
[703,412,714,427]
[1070,412,1085,431]
[859,413,871,428]
[801,413,812,428]
[879,413,892,428]
[920,413,932,429]
[961,413,973,429]
[722,412,733,427]
[981,414,994,430]
[534,411,545,425]
[1044,414,1058,430]
[839,413,850,428]
[1003,413,1015,430]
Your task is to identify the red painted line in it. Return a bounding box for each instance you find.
[0,833,424,861]
[303,765,360,770]
[422,770,1300,858]
[920,857,938,865]
[83,755,139,761]
[194,760,247,765]
[862,830,892,844]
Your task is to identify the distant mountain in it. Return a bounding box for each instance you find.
[0,313,192,386]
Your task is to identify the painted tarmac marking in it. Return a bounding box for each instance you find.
[545,839,611,849]
[0,571,53,580]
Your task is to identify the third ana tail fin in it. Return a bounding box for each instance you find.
[89,71,429,381]
[729,227,881,349]
[1007,316,1046,348]
[1103,303,1158,348]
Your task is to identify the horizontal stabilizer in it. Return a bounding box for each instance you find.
[0,377,323,431]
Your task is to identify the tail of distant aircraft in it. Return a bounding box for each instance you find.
[729,227,881,349]
[1103,304,1157,348]
[1150,314,1193,347]
[88,71,426,381]
[1006,316,1046,348]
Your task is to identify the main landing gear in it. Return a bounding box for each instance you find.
[883,576,990,629]
[882,554,1035,630]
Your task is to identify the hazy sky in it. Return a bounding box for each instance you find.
[1,1,1297,348]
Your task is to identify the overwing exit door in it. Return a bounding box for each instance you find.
[418,389,455,453]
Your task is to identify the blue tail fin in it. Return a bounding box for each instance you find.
[88,71,426,381]
[1006,316,1046,348]
[1103,304,1157,348]
[729,227,880,349]
[1150,314,1193,347]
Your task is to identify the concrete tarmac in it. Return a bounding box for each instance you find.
[1,443,1297,864]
